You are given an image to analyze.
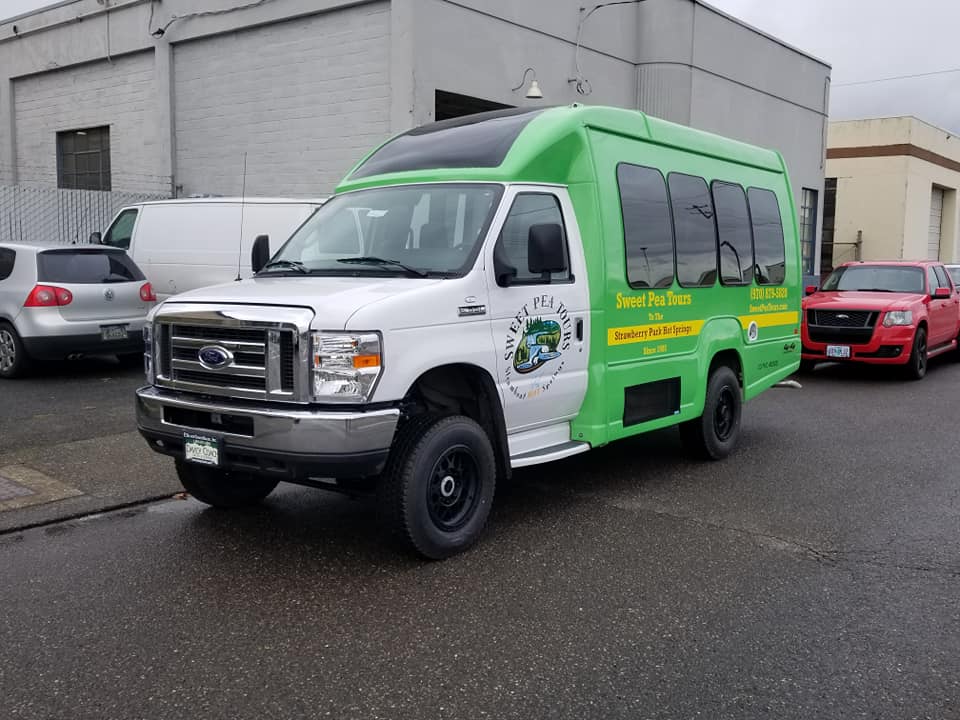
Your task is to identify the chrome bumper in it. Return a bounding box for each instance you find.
[136,385,399,479]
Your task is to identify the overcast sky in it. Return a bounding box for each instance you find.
[5,0,960,132]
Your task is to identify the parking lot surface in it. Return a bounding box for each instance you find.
[1,359,959,719]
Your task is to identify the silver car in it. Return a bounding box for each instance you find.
[0,243,155,378]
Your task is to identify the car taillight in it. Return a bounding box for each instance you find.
[24,284,73,307]
[140,283,157,302]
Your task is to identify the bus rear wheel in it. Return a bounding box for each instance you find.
[680,365,742,461]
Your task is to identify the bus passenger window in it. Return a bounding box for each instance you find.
[712,182,753,285]
[747,188,786,285]
[618,164,675,289]
[668,173,717,288]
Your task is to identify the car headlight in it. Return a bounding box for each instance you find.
[143,323,155,383]
[311,332,382,403]
[882,310,913,327]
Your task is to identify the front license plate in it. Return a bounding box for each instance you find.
[100,324,129,341]
[183,432,222,467]
[826,344,851,359]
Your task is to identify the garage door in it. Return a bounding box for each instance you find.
[173,2,390,198]
[928,187,944,260]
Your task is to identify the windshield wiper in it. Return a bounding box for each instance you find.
[337,256,429,278]
[259,259,309,274]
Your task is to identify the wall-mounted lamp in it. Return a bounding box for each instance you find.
[512,67,544,100]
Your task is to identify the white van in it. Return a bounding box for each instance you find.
[94,198,324,300]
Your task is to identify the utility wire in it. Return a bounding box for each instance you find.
[833,67,960,87]
[151,0,274,37]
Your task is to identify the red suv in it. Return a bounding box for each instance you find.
[801,261,960,379]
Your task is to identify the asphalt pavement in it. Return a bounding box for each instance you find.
[1,358,959,719]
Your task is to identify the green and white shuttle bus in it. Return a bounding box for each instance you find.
[137,105,801,557]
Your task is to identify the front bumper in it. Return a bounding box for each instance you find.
[136,386,399,479]
[801,324,915,365]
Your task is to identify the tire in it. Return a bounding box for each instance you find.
[798,359,816,374]
[175,460,279,508]
[904,326,928,380]
[378,414,496,560]
[680,365,742,461]
[0,322,29,379]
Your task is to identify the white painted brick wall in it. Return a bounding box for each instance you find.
[173,2,391,198]
[12,52,167,194]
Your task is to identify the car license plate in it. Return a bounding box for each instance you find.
[826,345,851,359]
[183,432,221,467]
[100,324,129,341]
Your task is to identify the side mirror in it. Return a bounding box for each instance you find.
[933,286,951,299]
[527,223,567,275]
[89,231,102,244]
[251,234,270,274]
[804,285,818,296]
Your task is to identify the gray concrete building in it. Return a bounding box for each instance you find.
[0,0,830,273]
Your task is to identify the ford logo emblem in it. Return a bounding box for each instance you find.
[198,345,233,370]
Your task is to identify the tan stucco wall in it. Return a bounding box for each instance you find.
[826,117,960,263]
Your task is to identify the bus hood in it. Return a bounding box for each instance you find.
[156,276,444,330]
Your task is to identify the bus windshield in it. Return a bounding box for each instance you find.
[262,184,503,278]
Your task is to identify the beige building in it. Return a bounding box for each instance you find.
[824,117,960,274]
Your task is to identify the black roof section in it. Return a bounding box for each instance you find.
[350,107,546,179]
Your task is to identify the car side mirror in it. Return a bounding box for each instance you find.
[527,223,567,275]
[89,231,102,244]
[251,234,270,274]
[933,286,951,299]
[804,285,818,296]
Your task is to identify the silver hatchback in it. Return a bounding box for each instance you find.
[0,244,156,378]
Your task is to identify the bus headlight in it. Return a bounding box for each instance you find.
[310,332,382,403]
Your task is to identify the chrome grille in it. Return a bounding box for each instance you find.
[155,311,308,402]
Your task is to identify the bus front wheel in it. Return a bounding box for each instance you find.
[680,365,742,461]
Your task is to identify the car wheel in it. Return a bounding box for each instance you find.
[378,414,496,560]
[680,365,742,461]
[0,322,29,379]
[175,460,279,508]
[904,326,927,380]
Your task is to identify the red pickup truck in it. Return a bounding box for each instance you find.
[801,261,960,379]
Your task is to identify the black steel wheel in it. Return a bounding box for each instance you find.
[905,326,927,380]
[680,365,742,461]
[0,322,28,379]
[175,460,279,508]
[378,414,496,560]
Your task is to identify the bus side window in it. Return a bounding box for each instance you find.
[668,173,717,288]
[712,181,753,285]
[747,188,786,285]
[617,163,675,289]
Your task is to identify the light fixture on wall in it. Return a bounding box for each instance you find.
[512,68,544,100]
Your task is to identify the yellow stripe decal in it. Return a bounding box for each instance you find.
[608,320,705,346]
[739,311,799,329]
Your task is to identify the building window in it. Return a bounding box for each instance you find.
[799,188,818,274]
[820,178,837,277]
[617,163,675,289]
[57,127,111,191]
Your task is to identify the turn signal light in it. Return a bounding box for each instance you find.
[352,354,381,369]
[140,283,157,302]
[24,284,73,307]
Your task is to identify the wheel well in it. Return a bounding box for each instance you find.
[709,349,743,387]
[402,364,510,480]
